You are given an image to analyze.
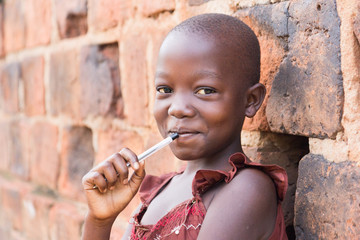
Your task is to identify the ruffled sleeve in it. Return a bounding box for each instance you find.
[192,152,288,202]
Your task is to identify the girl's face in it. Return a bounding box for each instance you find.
[153,32,248,163]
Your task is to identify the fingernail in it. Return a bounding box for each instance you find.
[109,186,115,191]
[134,162,140,170]
[123,179,128,185]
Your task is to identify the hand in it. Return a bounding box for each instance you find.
[82,148,145,221]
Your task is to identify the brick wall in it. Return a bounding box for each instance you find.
[0,0,359,239]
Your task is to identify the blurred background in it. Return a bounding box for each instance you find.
[0,0,359,239]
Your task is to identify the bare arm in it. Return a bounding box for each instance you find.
[82,213,116,240]
[81,148,146,240]
[198,168,278,240]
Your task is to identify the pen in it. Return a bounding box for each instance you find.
[92,133,179,189]
[126,132,179,167]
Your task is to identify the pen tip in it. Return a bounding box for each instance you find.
[170,132,179,140]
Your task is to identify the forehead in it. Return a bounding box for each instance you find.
[159,32,216,60]
[156,31,248,91]
[157,31,237,73]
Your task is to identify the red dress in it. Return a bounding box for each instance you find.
[130,153,288,239]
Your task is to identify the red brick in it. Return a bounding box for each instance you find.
[9,119,31,180]
[0,181,7,238]
[4,0,25,52]
[188,0,212,6]
[21,56,45,116]
[0,180,31,233]
[10,231,27,240]
[354,3,360,44]
[54,0,87,39]
[49,49,80,118]
[88,0,132,31]
[22,193,55,240]
[79,43,122,119]
[49,202,86,240]
[295,155,360,239]
[0,63,20,114]
[58,126,94,201]
[96,128,144,165]
[266,0,343,138]
[0,178,19,240]
[149,24,173,76]
[136,0,175,17]
[29,121,59,189]
[0,229,10,240]
[100,43,124,117]
[0,120,11,171]
[0,4,5,57]
[50,45,123,120]
[121,24,150,126]
[24,0,51,47]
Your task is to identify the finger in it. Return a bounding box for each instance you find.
[134,160,146,178]
[100,160,119,190]
[83,171,107,192]
[128,161,146,191]
[112,152,129,185]
[119,148,140,171]
[82,171,95,190]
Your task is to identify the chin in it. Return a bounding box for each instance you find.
[170,147,206,161]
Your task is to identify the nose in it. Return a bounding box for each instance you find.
[168,92,196,119]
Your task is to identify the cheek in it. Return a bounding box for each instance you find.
[203,104,231,125]
[201,102,243,131]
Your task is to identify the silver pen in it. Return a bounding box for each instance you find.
[126,132,179,167]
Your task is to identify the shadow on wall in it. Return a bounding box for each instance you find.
[243,132,309,240]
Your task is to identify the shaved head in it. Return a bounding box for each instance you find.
[167,13,260,86]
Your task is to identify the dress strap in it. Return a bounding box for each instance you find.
[139,171,178,205]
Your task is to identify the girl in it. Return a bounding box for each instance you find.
[82,13,288,240]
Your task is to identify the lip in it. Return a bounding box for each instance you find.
[168,127,200,139]
[169,127,199,134]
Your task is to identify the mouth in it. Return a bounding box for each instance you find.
[168,128,200,138]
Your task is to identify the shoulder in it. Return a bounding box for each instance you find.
[198,168,278,240]
[217,167,277,214]
[228,167,277,194]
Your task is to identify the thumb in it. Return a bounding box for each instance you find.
[128,162,146,191]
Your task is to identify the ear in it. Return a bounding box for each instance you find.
[244,83,266,118]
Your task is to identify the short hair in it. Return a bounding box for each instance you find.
[169,13,260,86]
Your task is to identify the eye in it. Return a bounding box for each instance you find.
[195,88,217,95]
[156,86,173,94]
